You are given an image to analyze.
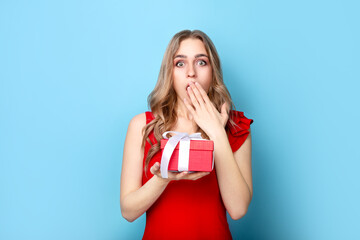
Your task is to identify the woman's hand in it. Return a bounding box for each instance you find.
[184,81,229,139]
[150,162,210,182]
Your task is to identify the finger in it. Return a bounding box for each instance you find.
[221,102,226,114]
[187,86,201,110]
[183,98,196,117]
[221,102,230,115]
[175,171,189,180]
[190,172,210,180]
[221,102,230,126]
[194,82,219,114]
[150,162,160,175]
[187,171,209,179]
[194,82,212,107]
[192,175,204,181]
[190,82,206,107]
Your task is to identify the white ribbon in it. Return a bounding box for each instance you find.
[160,131,213,178]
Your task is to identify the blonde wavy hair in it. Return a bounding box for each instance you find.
[142,29,238,174]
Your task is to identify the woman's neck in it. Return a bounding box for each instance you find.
[175,97,193,121]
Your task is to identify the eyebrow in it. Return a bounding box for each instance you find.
[174,54,209,59]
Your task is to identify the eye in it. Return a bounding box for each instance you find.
[175,61,185,67]
[197,60,207,66]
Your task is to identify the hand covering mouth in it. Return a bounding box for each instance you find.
[185,82,194,90]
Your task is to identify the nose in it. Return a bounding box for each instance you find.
[187,63,196,78]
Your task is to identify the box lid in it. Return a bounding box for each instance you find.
[160,138,214,151]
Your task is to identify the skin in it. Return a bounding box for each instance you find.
[172,38,213,120]
[148,39,215,181]
[120,38,253,222]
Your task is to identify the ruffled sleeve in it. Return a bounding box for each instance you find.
[226,110,254,152]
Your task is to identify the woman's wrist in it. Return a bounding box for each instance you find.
[152,174,171,186]
[208,127,227,141]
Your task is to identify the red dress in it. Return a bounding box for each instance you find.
[142,110,254,240]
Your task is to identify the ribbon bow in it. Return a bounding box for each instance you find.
[160,131,204,178]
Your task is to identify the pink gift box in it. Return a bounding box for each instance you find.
[160,139,214,172]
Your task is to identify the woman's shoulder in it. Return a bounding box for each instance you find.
[128,111,156,129]
[128,112,147,131]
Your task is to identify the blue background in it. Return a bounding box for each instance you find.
[1,0,359,239]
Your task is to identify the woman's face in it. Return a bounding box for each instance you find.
[172,38,212,104]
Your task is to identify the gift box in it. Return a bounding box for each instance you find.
[159,131,214,178]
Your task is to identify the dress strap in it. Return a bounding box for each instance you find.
[144,111,157,146]
[145,111,155,124]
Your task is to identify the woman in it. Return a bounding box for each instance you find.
[120,29,254,239]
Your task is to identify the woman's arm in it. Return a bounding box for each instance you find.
[120,113,170,222]
[120,113,210,222]
[183,81,253,220]
[211,128,253,220]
